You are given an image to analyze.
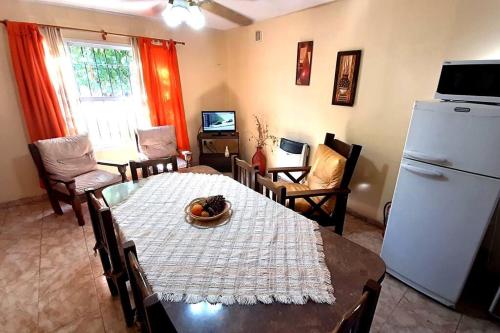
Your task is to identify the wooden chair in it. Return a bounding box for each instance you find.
[129,156,178,181]
[255,174,286,205]
[123,241,176,333]
[333,279,381,333]
[268,133,362,235]
[28,135,127,226]
[85,190,134,327]
[135,126,191,169]
[231,155,258,189]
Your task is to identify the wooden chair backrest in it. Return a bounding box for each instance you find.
[87,192,123,274]
[232,156,257,189]
[28,143,53,190]
[130,157,178,181]
[255,174,286,205]
[333,279,381,333]
[124,242,175,333]
[323,133,362,189]
[85,189,105,250]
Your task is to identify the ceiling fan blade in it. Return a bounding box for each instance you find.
[118,0,168,16]
[148,2,168,15]
[200,1,253,26]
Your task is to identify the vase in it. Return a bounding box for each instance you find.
[252,146,266,176]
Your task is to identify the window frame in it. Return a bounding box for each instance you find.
[65,39,135,101]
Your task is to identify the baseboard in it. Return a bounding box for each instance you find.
[0,194,48,209]
[347,208,385,229]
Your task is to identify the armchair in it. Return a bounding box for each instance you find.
[268,133,361,235]
[134,125,191,169]
[28,134,127,226]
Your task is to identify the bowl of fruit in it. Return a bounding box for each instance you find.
[185,195,231,224]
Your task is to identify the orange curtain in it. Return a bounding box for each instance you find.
[138,38,190,151]
[6,21,67,142]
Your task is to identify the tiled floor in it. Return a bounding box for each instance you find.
[341,219,500,333]
[0,199,499,332]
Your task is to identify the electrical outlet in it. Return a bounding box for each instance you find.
[255,30,263,42]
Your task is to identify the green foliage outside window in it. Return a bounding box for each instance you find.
[68,43,133,98]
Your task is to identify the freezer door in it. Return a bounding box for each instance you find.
[404,101,500,178]
[381,159,500,306]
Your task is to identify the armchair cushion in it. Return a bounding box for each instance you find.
[280,144,346,215]
[276,181,311,213]
[52,170,122,195]
[35,134,98,179]
[306,144,346,213]
[137,126,178,159]
[307,144,346,191]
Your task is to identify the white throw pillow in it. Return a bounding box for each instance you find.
[35,134,98,179]
[137,126,178,159]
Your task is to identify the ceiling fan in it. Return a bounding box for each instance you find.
[126,0,254,29]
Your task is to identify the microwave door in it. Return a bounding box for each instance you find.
[435,60,500,104]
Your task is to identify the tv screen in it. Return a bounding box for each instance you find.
[202,111,236,132]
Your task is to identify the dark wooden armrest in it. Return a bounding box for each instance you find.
[130,157,177,166]
[268,166,311,173]
[97,160,128,167]
[268,166,311,183]
[98,161,128,182]
[48,174,75,185]
[257,174,285,191]
[285,187,350,199]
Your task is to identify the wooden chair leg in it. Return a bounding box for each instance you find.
[333,196,348,235]
[47,192,63,215]
[117,275,135,327]
[98,249,118,296]
[72,198,85,226]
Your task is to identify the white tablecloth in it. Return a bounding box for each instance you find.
[111,172,334,305]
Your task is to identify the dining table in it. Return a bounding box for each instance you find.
[102,166,386,333]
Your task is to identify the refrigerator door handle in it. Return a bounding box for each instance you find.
[401,163,444,178]
[404,150,448,164]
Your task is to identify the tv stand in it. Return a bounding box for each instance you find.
[212,132,235,137]
[198,132,239,172]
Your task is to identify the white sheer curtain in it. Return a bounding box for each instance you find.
[131,37,149,121]
[78,39,150,149]
[40,26,79,136]
[41,30,150,150]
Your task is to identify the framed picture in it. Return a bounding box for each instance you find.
[295,41,314,86]
[332,50,362,106]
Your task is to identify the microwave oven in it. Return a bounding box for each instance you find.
[435,60,500,104]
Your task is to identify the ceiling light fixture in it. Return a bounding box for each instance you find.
[162,0,206,30]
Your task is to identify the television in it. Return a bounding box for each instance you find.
[202,111,236,133]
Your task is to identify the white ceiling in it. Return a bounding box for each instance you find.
[31,0,335,30]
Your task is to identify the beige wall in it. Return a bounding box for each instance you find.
[225,0,500,222]
[0,0,228,203]
[2,0,500,221]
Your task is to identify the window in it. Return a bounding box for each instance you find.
[68,42,133,99]
[65,41,149,149]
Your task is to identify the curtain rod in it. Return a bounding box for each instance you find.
[0,19,186,45]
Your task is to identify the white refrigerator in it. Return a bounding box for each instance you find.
[381,100,500,307]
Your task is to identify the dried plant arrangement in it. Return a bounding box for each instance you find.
[249,115,278,148]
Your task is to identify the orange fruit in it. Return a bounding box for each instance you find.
[200,211,210,217]
[191,204,204,216]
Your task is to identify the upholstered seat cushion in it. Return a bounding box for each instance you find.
[52,170,122,195]
[281,144,347,215]
[35,134,98,179]
[276,181,312,213]
[137,126,178,159]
